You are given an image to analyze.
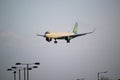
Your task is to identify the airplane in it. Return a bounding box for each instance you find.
[36,22,95,43]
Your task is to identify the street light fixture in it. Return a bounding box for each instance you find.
[7,68,17,80]
[11,66,25,80]
[26,66,38,70]
[11,66,35,80]
[34,62,40,65]
[7,69,12,71]
[33,66,38,68]
[16,63,21,65]
[97,71,108,80]
[15,62,40,80]
[16,62,40,65]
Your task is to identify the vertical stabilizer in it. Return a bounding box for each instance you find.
[73,22,78,34]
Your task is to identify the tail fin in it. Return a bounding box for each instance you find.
[73,22,78,34]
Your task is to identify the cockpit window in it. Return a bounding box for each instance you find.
[45,31,50,34]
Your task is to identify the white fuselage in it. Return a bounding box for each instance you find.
[45,32,74,38]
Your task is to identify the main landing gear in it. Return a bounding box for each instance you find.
[54,39,57,43]
[54,38,70,43]
[66,40,70,43]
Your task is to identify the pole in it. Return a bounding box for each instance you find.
[97,73,99,80]
[97,71,108,80]
[19,69,21,80]
[13,71,16,80]
[27,64,29,80]
[24,68,26,80]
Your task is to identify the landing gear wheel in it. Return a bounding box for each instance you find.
[67,40,70,43]
[54,40,57,43]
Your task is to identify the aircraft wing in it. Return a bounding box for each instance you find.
[70,31,93,38]
[36,34,45,37]
[54,32,92,39]
[55,30,95,39]
[68,28,95,38]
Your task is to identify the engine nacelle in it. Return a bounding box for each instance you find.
[65,37,70,43]
[46,37,52,42]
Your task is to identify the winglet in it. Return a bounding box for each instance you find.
[73,22,78,34]
[86,28,95,34]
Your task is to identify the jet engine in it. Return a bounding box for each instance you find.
[65,37,70,43]
[46,37,52,42]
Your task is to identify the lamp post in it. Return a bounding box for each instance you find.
[7,69,17,80]
[24,67,26,80]
[12,66,38,80]
[16,62,40,80]
[97,71,108,80]
[12,67,24,80]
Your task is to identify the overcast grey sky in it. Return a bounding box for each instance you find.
[0,0,120,80]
